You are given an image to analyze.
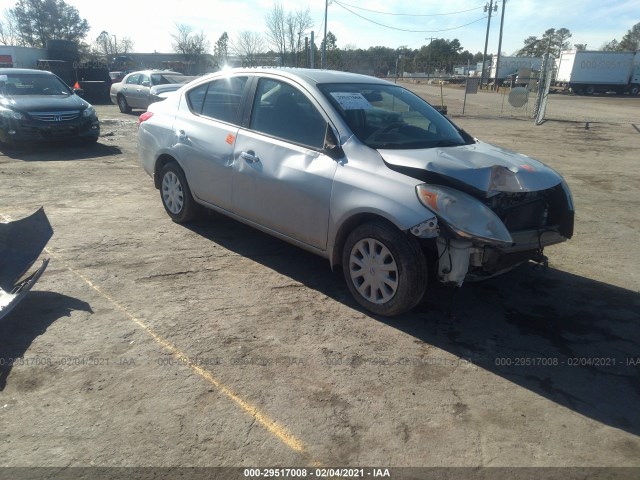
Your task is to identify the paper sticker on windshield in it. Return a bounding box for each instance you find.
[0,75,7,81]
[330,92,372,110]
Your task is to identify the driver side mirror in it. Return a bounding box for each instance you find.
[324,123,344,160]
[141,80,150,87]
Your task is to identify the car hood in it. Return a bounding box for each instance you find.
[378,140,563,194]
[1,94,89,112]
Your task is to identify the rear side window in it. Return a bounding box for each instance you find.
[187,76,247,124]
[125,74,140,85]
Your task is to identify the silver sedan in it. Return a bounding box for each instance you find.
[110,70,195,113]
[137,68,574,316]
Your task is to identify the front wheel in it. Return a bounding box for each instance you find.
[342,221,427,316]
[159,161,201,223]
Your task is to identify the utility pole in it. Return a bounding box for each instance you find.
[321,0,328,69]
[480,0,497,89]
[310,31,315,68]
[425,37,434,78]
[494,0,506,91]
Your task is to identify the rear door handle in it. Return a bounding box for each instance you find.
[240,151,260,163]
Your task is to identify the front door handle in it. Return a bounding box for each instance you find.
[240,151,260,163]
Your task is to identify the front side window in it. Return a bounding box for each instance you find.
[319,83,470,150]
[250,78,326,149]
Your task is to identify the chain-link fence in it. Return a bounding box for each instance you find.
[398,60,639,126]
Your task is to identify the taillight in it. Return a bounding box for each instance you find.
[138,111,153,128]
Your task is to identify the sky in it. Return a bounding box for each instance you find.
[2,0,638,56]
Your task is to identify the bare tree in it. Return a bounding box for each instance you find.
[232,31,264,66]
[92,31,134,57]
[0,8,21,45]
[171,23,210,56]
[171,23,210,72]
[265,2,286,66]
[266,3,314,67]
[286,7,313,67]
[214,32,228,66]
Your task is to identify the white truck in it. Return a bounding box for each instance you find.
[555,50,640,95]
[490,56,543,81]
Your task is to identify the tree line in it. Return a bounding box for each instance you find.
[1,0,638,74]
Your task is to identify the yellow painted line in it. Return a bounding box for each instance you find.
[42,246,310,456]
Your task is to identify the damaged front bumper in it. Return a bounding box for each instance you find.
[0,208,53,321]
[435,228,567,285]
[412,182,574,286]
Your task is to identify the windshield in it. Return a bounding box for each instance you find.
[0,73,72,96]
[319,83,470,150]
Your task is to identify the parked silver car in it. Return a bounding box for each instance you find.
[138,68,574,316]
[110,70,195,113]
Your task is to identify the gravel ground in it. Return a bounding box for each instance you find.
[0,90,639,474]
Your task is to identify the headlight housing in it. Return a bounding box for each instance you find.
[82,106,96,118]
[0,107,24,120]
[416,184,513,245]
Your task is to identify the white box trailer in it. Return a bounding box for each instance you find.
[555,50,640,95]
[490,56,542,80]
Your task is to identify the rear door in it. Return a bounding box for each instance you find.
[231,77,337,250]
[173,76,248,212]
[129,72,151,108]
[120,72,140,106]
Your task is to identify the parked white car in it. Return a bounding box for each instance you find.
[110,70,195,113]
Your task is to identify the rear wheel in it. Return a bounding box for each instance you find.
[117,94,132,113]
[585,85,596,95]
[159,161,201,223]
[630,85,639,96]
[342,221,427,316]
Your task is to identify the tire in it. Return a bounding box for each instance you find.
[0,129,16,151]
[159,161,201,223]
[117,94,132,113]
[630,85,639,96]
[81,135,99,144]
[342,221,427,316]
[585,85,595,95]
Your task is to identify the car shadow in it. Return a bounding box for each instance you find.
[0,141,122,161]
[185,212,640,436]
[0,291,93,391]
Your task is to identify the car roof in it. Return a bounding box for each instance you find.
[0,68,55,76]
[200,68,391,87]
[126,70,183,76]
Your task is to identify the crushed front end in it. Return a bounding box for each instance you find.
[413,179,574,286]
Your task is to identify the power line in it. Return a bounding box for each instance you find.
[333,1,485,17]
[333,1,487,33]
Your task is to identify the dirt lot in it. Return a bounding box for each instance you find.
[1,92,639,475]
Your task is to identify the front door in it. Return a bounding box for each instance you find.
[231,78,336,250]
